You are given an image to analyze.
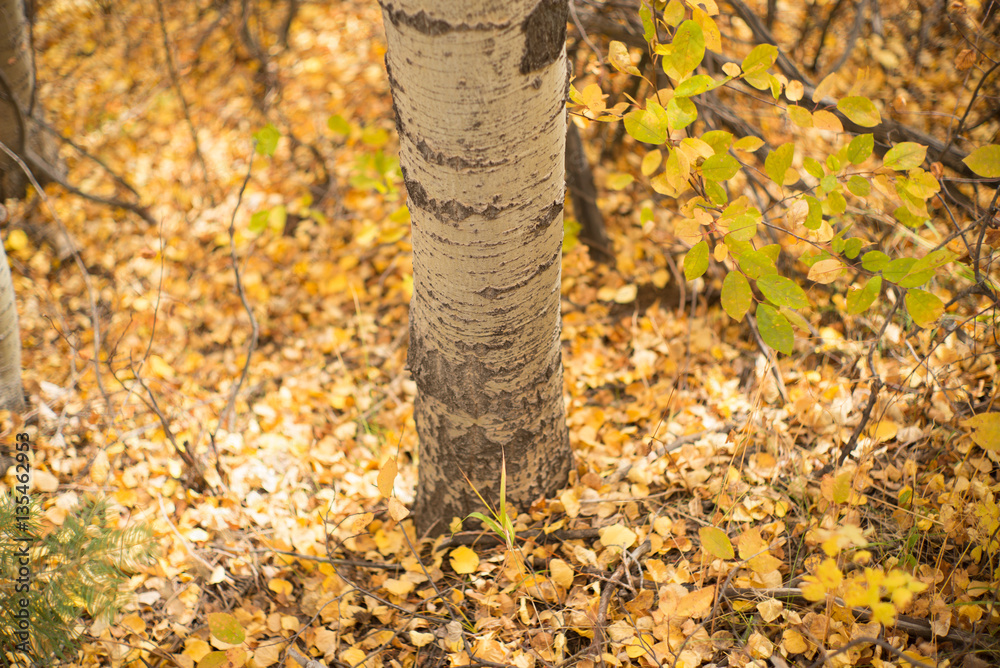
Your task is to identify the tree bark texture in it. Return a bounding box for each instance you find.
[0,0,62,200]
[0,238,24,412]
[0,0,34,199]
[381,0,575,535]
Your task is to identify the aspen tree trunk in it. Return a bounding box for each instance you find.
[381,0,574,534]
[0,0,32,412]
[0,237,24,412]
[0,0,34,199]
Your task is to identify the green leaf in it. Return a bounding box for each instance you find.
[721,271,752,321]
[606,172,635,190]
[733,136,764,152]
[699,526,735,560]
[963,144,1000,178]
[883,142,928,171]
[757,274,810,309]
[327,114,351,137]
[825,191,847,215]
[667,96,698,130]
[670,21,706,76]
[701,153,740,181]
[705,180,728,205]
[861,250,890,272]
[684,241,710,280]
[759,244,781,263]
[847,175,871,197]
[208,612,246,645]
[787,105,813,127]
[883,257,916,284]
[740,249,777,279]
[805,195,823,230]
[803,157,825,180]
[249,209,269,234]
[662,0,685,27]
[843,237,865,259]
[899,249,955,288]
[846,133,874,164]
[905,289,944,328]
[639,1,656,41]
[781,306,811,332]
[847,276,881,314]
[253,124,281,156]
[837,97,881,127]
[819,174,839,194]
[198,651,232,668]
[765,143,795,187]
[756,303,794,354]
[675,74,716,97]
[725,210,759,242]
[701,130,734,154]
[741,44,778,74]
[624,105,668,144]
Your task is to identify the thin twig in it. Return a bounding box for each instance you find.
[155,0,212,198]
[215,149,259,434]
[587,539,651,660]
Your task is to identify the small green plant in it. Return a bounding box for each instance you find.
[0,494,157,666]
[463,453,516,551]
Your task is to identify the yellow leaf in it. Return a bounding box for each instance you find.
[120,613,146,634]
[722,62,741,77]
[960,412,1000,451]
[641,150,662,176]
[351,512,374,533]
[812,72,838,102]
[757,598,783,622]
[450,545,480,574]
[699,526,734,560]
[409,630,435,647]
[736,527,767,560]
[676,585,715,618]
[786,80,804,101]
[183,639,212,662]
[388,497,409,521]
[869,419,898,443]
[251,643,282,667]
[549,558,574,588]
[607,172,635,190]
[268,578,292,596]
[609,41,640,75]
[614,284,637,304]
[807,259,842,284]
[781,629,810,654]
[149,354,176,379]
[383,577,414,596]
[6,229,28,252]
[599,523,638,550]
[377,458,397,498]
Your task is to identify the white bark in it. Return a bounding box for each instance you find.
[381,0,573,533]
[0,238,23,412]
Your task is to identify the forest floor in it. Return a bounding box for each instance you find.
[4,0,999,667]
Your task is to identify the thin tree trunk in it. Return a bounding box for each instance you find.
[381,0,574,535]
[0,0,34,199]
[0,238,24,412]
[566,120,612,264]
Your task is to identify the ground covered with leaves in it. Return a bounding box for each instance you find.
[3,0,999,667]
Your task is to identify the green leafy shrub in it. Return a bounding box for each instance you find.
[0,494,157,666]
